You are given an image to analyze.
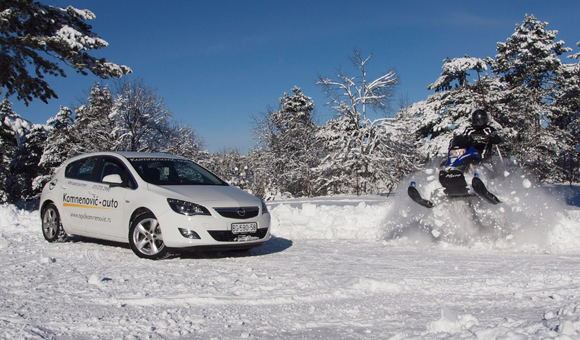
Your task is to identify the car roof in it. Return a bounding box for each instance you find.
[66,151,186,162]
[114,151,184,160]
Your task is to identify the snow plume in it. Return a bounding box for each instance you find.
[385,160,576,250]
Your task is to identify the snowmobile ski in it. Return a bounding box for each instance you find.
[408,184,434,208]
[472,176,501,204]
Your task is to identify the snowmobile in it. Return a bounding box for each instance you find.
[407,134,501,208]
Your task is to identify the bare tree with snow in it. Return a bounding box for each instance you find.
[315,50,411,195]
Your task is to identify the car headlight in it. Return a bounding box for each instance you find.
[261,200,269,214]
[167,199,211,216]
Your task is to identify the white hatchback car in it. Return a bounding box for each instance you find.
[40,152,271,259]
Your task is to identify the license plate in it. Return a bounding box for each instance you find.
[231,222,257,234]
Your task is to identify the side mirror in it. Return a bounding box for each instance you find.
[102,174,123,185]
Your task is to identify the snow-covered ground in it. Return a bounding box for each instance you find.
[2,176,580,339]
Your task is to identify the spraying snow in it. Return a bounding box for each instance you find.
[386,158,577,252]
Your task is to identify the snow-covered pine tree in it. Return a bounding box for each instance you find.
[38,106,77,179]
[0,0,131,105]
[274,87,317,196]
[73,83,116,153]
[8,124,47,202]
[550,42,580,183]
[0,96,45,203]
[398,56,500,162]
[254,87,318,197]
[0,97,20,202]
[492,14,573,181]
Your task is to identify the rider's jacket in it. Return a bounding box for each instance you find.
[462,125,502,159]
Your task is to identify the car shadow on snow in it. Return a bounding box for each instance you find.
[174,237,293,260]
[66,236,293,260]
[67,236,131,249]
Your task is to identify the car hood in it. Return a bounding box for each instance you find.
[151,184,261,207]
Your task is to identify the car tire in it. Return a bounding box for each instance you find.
[129,212,169,260]
[41,203,67,242]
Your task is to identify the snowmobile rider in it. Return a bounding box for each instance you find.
[461,109,502,160]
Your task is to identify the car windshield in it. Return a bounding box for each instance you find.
[128,157,227,186]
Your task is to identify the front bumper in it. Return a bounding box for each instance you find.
[156,210,271,249]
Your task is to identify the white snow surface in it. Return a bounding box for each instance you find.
[2,178,580,339]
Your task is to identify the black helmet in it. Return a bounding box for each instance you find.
[471,109,488,128]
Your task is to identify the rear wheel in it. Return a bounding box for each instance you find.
[42,203,67,242]
[129,212,169,260]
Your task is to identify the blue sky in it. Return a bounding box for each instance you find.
[9,0,580,153]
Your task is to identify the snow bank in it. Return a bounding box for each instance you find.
[269,195,392,240]
[0,204,39,250]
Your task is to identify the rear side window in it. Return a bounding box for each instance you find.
[65,157,99,181]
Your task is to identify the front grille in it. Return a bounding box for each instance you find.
[214,207,259,219]
[208,228,269,242]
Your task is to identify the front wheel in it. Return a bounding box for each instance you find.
[129,212,169,260]
[42,203,67,242]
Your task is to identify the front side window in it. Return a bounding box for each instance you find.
[128,157,227,186]
[99,160,125,181]
[65,157,99,181]
[98,158,137,189]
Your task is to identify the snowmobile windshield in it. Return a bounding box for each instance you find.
[449,135,471,149]
[447,136,480,167]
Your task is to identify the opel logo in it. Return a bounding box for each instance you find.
[237,208,246,217]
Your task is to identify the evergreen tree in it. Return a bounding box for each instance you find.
[492,14,572,181]
[73,83,115,153]
[8,124,47,202]
[428,56,488,92]
[399,57,501,162]
[255,87,318,197]
[0,0,131,104]
[399,15,576,183]
[38,106,76,177]
[0,98,19,202]
[0,96,43,203]
[550,42,580,182]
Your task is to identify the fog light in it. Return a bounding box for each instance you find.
[179,228,201,239]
